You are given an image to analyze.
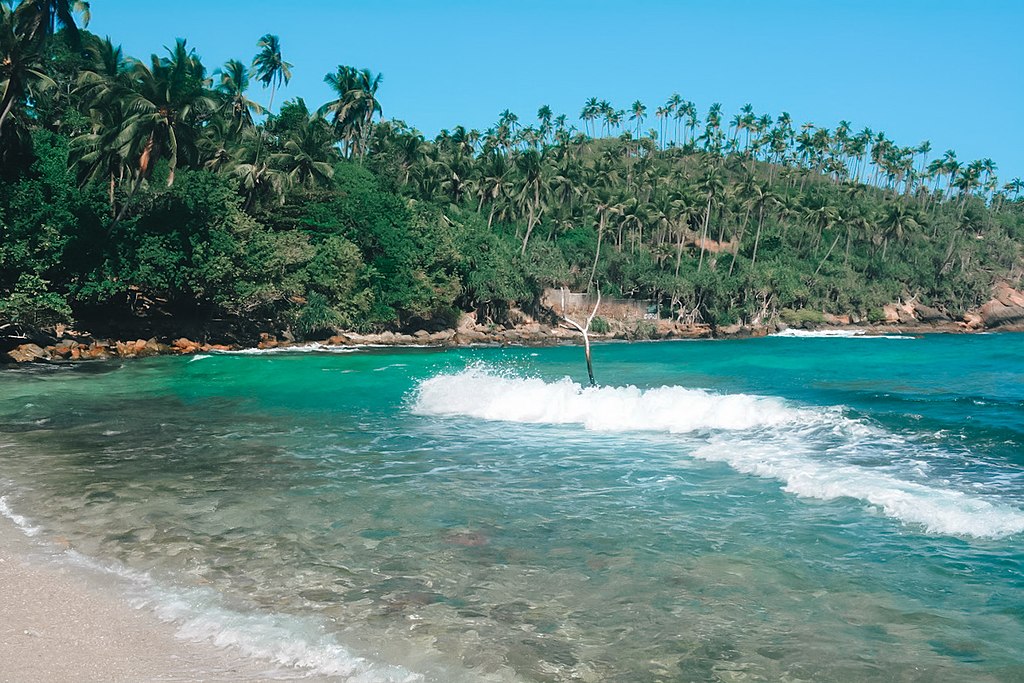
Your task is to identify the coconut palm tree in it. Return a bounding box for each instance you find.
[515,147,548,255]
[320,65,383,160]
[629,100,646,139]
[271,111,337,189]
[879,202,920,260]
[579,97,599,138]
[666,92,682,145]
[0,0,55,134]
[13,0,89,44]
[250,34,291,166]
[251,33,291,114]
[119,40,214,187]
[697,167,723,271]
[215,58,263,137]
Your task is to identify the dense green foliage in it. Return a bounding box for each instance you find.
[1,1,1022,339]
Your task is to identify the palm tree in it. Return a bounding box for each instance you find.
[69,107,129,212]
[697,167,723,271]
[666,92,682,146]
[0,1,55,134]
[879,202,920,260]
[13,0,89,44]
[1004,178,1023,201]
[580,97,599,138]
[515,147,548,255]
[271,111,337,189]
[113,40,216,189]
[629,100,646,139]
[320,65,383,160]
[215,58,263,137]
[654,105,667,150]
[536,104,553,143]
[251,33,291,167]
[251,33,291,114]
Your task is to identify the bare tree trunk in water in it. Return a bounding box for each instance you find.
[559,287,601,387]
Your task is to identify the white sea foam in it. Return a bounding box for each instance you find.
[691,437,1024,538]
[0,495,41,536]
[411,368,1024,539]
[772,329,911,339]
[214,343,361,355]
[0,490,423,681]
[414,368,811,432]
[57,549,425,682]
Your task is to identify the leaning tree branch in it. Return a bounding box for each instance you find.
[559,286,601,387]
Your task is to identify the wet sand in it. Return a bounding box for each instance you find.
[0,514,309,682]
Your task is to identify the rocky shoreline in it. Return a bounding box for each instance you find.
[4,283,1024,365]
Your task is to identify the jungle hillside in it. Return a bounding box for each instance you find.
[2,1,1023,344]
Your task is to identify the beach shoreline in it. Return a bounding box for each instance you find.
[0,509,327,682]
[3,316,1019,366]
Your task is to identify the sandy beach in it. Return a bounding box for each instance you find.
[0,513,308,683]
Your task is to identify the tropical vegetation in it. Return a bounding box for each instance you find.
[2,1,1022,341]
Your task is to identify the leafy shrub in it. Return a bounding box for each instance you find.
[779,308,826,327]
[0,273,72,328]
[589,315,611,334]
[294,292,343,337]
[630,320,657,340]
[867,308,888,324]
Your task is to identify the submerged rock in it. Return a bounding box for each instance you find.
[444,530,489,547]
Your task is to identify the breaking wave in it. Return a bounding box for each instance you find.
[771,329,911,339]
[412,368,1024,539]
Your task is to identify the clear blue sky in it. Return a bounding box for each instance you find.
[87,0,1023,183]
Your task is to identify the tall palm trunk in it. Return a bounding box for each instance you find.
[0,88,19,135]
[589,210,606,289]
[814,233,842,275]
[750,203,766,268]
[520,183,540,255]
[697,194,712,272]
[253,81,277,168]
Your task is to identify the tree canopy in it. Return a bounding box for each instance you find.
[1,2,1021,341]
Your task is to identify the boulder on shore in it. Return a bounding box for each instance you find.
[977,283,1024,329]
[7,343,48,363]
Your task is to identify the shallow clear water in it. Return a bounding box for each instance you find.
[1,335,1023,681]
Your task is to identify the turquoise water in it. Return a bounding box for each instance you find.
[1,334,1023,681]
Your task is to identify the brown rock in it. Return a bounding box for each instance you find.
[994,283,1024,308]
[114,341,136,358]
[145,339,170,355]
[454,329,488,344]
[979,299,1024,328]
[882,304,901,324]
[86,343,111,360]
[962,311,984,330]
[914,304,950,323]
[172,338,200,353]
[428,330,455,343]
[824,313,852,326]
[8,344,48,363]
